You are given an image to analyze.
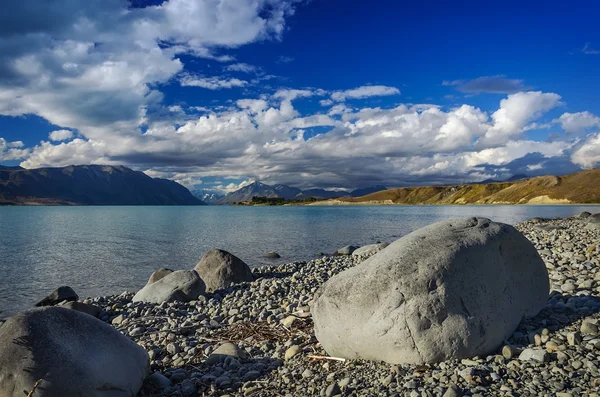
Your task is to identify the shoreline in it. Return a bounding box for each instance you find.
[47,216,600,395]
[2,215,599,396]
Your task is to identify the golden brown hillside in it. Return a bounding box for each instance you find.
[316,168,600,205]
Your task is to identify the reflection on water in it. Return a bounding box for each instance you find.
[1,204,598,315]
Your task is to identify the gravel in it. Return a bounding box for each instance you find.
[80,215,599,397]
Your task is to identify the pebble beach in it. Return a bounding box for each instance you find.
[62,215,600,397]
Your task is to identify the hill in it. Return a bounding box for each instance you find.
[0,165,204,205]
[313,168,600,205]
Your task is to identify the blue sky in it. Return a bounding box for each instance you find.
[0,0,599,193]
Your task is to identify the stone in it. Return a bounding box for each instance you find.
[284,345,301,359]
[443,385,462,397]
[518,348,548,362]
[578,211,591,218]
[145,372,172,389]
[0,307,150,397]
[264,252,281,258]
[35,286,78,306]
[502,345,520,359]
[206,342,247,365]
[581,321,599,335]
[352,243,389,257]
[58,301,102,318]
[313,217,549,364]
[132,270,205,303]
[325,382,341,397]
[146,268,174,285]
[567,332,582,346]
[194,249,254,293]
[336,245,358,255]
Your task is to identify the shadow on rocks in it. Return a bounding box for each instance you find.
[507,292,600,347]
[139,355,283,397]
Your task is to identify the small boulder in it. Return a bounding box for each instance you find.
[194,249,254,293]
[336,245,358,255]
[263,252,281,259]
[578,211,591,219]
[133,270,205,303]
[35,286,78,307]
[206,342,247,365]
[0,307,150,397]
[146,268,173,285]
[58,301,102,318]
[313,217,549,364]
[352,243,389,257]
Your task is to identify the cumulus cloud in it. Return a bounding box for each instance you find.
[0,138,30,161]
[330,85,400,102]
[19,89,593,188]
[572,133,600,168]
[477,91,562,147]
[443,75,529,94]
[179,75,248,89]
[555,111,600,134]
[0,0,300,141]
[49,129,74,141]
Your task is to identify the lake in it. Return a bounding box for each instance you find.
[1,205,598,316]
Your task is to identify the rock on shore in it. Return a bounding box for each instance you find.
[0,307,150,397]
[313,217,549,364]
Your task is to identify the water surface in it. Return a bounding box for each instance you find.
[1,205,598,316]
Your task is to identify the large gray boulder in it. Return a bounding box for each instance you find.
[0,307,149,397]
[312,217,549,365]
[194,249,254,293]
[133,270,205,303]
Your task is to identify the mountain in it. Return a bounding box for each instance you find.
[215,182,350,204]
[190,188,224,204]
[0,165,204,205]
[0,165,23,171]
[298,188,349,199]
[272,184,303,199]
[314,168,600,205]
[215,182,280,204]
[350,185,387,197]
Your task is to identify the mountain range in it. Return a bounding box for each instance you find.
[0,165,203,205]
[207,182,387,205]
[318,168,600,205]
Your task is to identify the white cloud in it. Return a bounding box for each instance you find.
[48,129,73,141]
[477,91,562,147]
[225,63,258,73]
[0,138,30,161]
[330,85,400,101]
[555,111,600,134]
[179,75,248,89]
[571,133,600,168]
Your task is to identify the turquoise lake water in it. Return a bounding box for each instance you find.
[1,205,599,316]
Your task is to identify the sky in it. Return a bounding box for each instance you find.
[0,0,599,194]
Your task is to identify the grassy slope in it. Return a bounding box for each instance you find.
[336,168,600,205]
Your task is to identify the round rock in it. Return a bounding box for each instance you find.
[312,217,550,364]
[194,249,254,293]
[0,307,150,397]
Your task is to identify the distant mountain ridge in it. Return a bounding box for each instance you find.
[0,165,204,205]
[214,182,387,204]
[190,188,224,204]
[315,168,600,205]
